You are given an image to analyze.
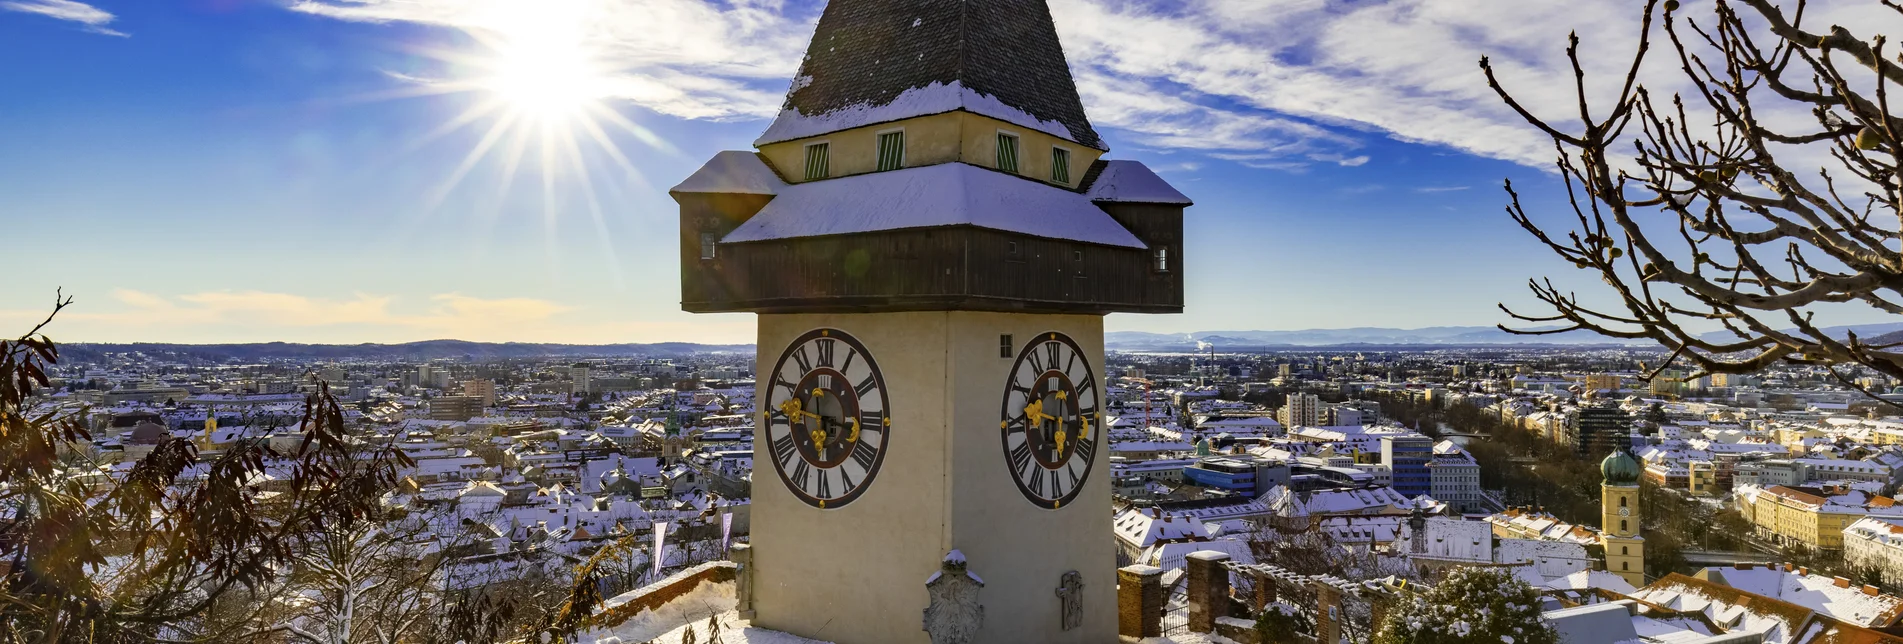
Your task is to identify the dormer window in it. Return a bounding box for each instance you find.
[1051,146,1071,184]
[804,142,830,180]
[996,132,1020,174]
[877,130,905,171]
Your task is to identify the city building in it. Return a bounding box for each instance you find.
[1428,440,1484,513]
[571,363,592,395]
[1574,404,1630,458]
[463,379,497,407]
[1845,516,1903,586]
[1381,433,1434,497]
[430,396,484,422]
[1601,448,1646,587]
[1279,392,1321,428]
[1181,455,1289,495]
[1737,484,1903,550]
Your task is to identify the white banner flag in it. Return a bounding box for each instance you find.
[721,511,734,554]
[652,521,670,580]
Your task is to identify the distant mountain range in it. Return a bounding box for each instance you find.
[1107,321,1903,351]
[62,340,754,362]
[1103,326,1643,350]
[62,320,1903,360]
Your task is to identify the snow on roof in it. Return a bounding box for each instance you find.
[1404,517,1492,562]
[1141,537,1253,573]
[1084,160,1192,205]
[720,162,1146,248]
[755,80,1088,149]
[670,151,784,195]
[1543,569,1639,596]
[1114,508,1213,548]
[1703,566,1903,628]
[1543,601,1641,644]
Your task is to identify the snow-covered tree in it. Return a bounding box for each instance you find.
[1373,567,1557,644]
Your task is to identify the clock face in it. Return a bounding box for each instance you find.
[999,332,1099,509]
[763,328,890,509]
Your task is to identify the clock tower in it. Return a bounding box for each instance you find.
[670,1,1190,641]
[1600,448,1645,587]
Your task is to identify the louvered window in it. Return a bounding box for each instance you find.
[877,131,904,171]
[1051,147,1071,184]
[996,132,1020,174]
[699,232,717,260]
[1153,247,1170,273]
[804,142,830,180]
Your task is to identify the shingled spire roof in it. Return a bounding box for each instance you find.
[754,0,1107,151]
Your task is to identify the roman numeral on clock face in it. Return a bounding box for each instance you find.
[851,439,879,471]
[791,459,811,490]
[1009,441,1034,476]
[816,338,836,368]
[771,433,798,465]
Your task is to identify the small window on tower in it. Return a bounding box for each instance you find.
[996,132,1020,174]
[804,142,830,180]
[1622,561,1629,571]
[1000,335,1013,358]
[1153,247,1170,273]
[1051,146,1071,184]
[877,130,904,171]
[1620,496,1627,507]
[1620,519,1628,532]
[699,232,717,260]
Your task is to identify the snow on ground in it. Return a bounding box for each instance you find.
[593,611,832,644]
[581,579,739,644]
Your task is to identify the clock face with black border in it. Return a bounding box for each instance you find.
[999,331,1099,509]
[763,328,890,509]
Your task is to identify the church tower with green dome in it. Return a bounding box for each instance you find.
[1600,448,1645,587]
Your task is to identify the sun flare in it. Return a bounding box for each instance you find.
[355,0,667,290]
[479,7,605,123]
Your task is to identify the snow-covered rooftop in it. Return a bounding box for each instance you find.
[671,151,784,195]
[1083,160,1192,205]
[720,162,1146,248]
[755,80,1096,150]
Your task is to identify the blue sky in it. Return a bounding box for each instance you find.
[0,0,1768,344]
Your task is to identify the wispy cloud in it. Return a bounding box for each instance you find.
[1,0,126,36]
[285,0,1841,172]
[1415,186,1472,193]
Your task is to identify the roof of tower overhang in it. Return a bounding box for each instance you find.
[718,162,1147,248]
[754,0,1106,151]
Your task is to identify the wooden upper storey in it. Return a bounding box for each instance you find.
[673,148,1190,315]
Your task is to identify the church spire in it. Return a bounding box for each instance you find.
[756,0,1105,150]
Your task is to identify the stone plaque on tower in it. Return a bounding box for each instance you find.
[670,0,1191,640]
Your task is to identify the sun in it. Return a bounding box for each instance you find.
[479,6,605,124]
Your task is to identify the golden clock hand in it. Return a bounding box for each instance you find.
[847,416,861,443]
[1022,398,1053,425]
[779,397,820,423]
